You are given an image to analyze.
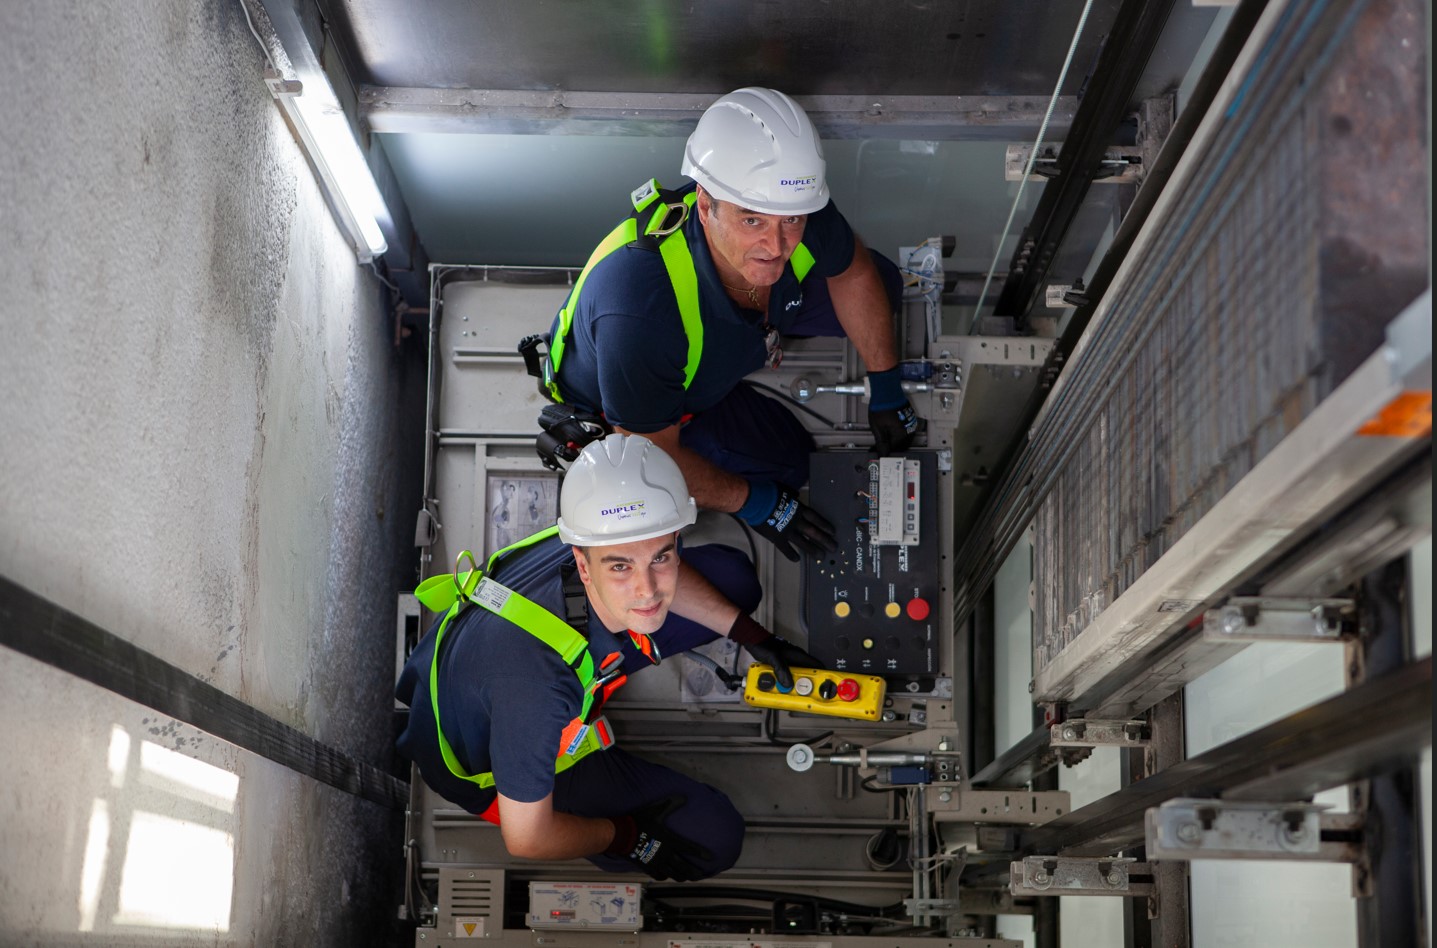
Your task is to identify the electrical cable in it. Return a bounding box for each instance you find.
[743,380,842,430]
[762,707,834,748]
[644,886,906,917]
[368,259,401,292]
[860,775,906,794]
[969,0,1098,332]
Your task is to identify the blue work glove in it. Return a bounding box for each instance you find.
[737,479,837,562]
[867,367,919,455]
[606,795,712,882]
[727,613,823,690]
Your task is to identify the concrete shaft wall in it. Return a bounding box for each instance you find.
[0,1,421,944]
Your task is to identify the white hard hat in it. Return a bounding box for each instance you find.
[682,87,830,216]
[557,435,698,547]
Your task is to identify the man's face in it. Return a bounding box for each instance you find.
[572,533,680,636]
[697,188,808,289]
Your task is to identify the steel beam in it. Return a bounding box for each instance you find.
[991,0,1180,328]
[359,88,1078,141]
[1014,656,1431,857]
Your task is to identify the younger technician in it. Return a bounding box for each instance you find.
[396,435,817,881]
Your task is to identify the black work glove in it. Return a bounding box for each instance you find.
[738,480,837,562]
[727,613,823,690]
[869,403,919,455]
[867,367,919,455]
[605,795,712,882]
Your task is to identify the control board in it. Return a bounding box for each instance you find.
[804,451,940,676]
[742,664,887,721]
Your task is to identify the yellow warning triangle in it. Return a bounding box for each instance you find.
[463,923,477,936]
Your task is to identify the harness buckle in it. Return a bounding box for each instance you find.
[593,652,626,690]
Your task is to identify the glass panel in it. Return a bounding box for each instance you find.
[1185,641,1356,947]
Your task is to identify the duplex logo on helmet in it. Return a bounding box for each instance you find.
[779,175,819,193]
[600,501,647,520]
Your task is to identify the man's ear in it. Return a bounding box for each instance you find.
[571,546,592,585]
[694,185,713,224]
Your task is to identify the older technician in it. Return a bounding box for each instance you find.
[533,87,917,561]
[395,435,817,881]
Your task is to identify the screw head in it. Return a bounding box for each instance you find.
[1220,606,1246,635]
[1105,870,1123,886]
[1176,821,1202,844]
[1032,869,1049,885]
[1062,726,1077,741]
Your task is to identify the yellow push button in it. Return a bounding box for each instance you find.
[862,637,874,650]
[884,602,902,618]
[834,601,851,618]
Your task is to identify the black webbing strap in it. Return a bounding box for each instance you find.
[0,573,408,810]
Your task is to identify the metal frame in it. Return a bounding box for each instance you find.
[360,89,1079,141]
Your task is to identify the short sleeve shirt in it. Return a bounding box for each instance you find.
[550,183,857,432]
[394,533,631,813]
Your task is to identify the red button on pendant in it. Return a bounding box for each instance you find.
[906,597,931,621]
[837,678,861,702]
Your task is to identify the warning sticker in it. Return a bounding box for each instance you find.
[454,917,485,938]
[473,577,512,613]
[1357,390,1432,438]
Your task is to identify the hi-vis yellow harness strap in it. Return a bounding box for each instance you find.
[413,527,617,789]
[543,179,816,403]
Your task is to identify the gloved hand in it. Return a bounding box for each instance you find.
[867,367,919,455]
[737,479,837,562]
[727,613,823,690]
[606,795,712,882]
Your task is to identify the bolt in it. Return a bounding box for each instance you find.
[939,790,953,803]
[1220,605,1246,635]
[1105,870,1124,887]
[1032,869,1049,885]
[1062,726,1078,741]
[467,871,475,878]
[938,738,952,751]
[1176,821,1202,844]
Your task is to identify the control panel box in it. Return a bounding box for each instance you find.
[527,882,642,930]
[804,451,940,676]
[742,664,886,721]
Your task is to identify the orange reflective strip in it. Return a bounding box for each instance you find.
[1357,391,1432,438]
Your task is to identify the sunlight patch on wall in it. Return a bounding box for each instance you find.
[114,810,234,931]
[77,798,110,932]
[139,739,239,813]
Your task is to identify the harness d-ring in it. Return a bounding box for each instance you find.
[650,201,690,237]
[453,549,480,594]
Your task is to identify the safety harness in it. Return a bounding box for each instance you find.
[518,178,818,406]
[413,527,632,790]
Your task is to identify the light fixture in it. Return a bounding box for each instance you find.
[243,0,390,262]
[283,86,390,260]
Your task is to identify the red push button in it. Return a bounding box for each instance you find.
[906,597,931,621]
[837,678,861,702]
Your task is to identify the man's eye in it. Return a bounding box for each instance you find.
[652,553,671,564]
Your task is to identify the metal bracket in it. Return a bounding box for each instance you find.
[1004,143,1144,185]
[930,788,1071,824]
[1050,718,1150,748]
[1146,799,1361,861]
[1202,596,1355,644]
[1009,856,1151,897]
[903,897,962,916]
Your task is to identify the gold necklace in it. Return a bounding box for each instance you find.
[721,280,761,309]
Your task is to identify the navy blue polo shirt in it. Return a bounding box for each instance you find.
[395,534,632,813]
[550,183,857,432]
